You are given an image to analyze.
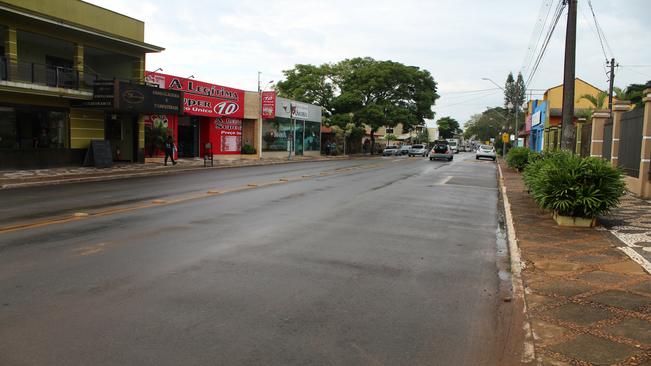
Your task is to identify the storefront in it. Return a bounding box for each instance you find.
[0,97,78,169]
[73,80,184,163]
[261,94,322,158]
[144,72,245,159]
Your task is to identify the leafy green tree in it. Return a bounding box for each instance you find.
[277,57,439,154]
[436,116,461,139]
[275,64,335,117]
[614,81,650,109]
[414,128,429,144]
[463,107,516,143]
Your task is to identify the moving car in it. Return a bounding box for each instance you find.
[429,140,453,161]
[383,145,400,156]
[408,144,428,157]
[397,145,411,156]
[476,144,496,161]
[446,139,459,154]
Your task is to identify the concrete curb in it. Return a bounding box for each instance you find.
[0,156,360,190]
[497,162,537,364]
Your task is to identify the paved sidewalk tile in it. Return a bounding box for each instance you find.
[600,194,651,272]
[499,161,651,366]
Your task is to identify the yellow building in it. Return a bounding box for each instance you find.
[541,78,606,151]
[0,0,164,168]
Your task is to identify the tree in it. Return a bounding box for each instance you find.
[414,128,429,144]
[384,133,397,146]
[504,72,526,114]
[437,116,461,139]
[277,57,439,154]
[614,81,650,109]
[463,108,510,143]
[578,91,607,121]
[276,64,335,119]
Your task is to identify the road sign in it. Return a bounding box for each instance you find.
[501,133,509,143]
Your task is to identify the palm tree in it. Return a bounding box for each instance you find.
[578,91,608,121]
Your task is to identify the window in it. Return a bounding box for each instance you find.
[1,107,69,149]
[304,122,321,151]
[0,107,17,149]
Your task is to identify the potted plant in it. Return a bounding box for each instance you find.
[523,151,625,227]
[241,144,256,154]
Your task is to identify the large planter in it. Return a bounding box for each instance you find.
[552,212,596,228]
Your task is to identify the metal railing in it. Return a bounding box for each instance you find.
[0,57,80,89]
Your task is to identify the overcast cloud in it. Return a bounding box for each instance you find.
[87,0,651,126]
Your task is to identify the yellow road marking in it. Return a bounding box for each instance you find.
[0,160,407,235]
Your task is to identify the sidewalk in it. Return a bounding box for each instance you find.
[0,155,354,189]
[499,160,651,366]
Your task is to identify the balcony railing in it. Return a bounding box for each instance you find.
[1,57,80,89]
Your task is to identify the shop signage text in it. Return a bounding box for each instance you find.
[145,71,244,118]
[262,91,276,119]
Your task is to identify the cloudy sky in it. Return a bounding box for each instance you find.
[87,0,651,127]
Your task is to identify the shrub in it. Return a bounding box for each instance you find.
[241,144,256,154]
[505,147,533,171]
[522,151,625,218]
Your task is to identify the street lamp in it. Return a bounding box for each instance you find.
[481,77,522,147]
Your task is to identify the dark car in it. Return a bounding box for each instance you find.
[429,140,453,161]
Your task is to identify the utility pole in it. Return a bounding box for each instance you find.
[560,0,578,151]
[607,58,617,113]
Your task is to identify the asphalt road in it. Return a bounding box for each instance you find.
[0,153,522,365]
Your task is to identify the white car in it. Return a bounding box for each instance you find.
[383,145,399,156]
[476,145,496,161]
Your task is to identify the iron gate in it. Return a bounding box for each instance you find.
[603,119,613,161]
[580,122,592,158]
[619,108,644,177]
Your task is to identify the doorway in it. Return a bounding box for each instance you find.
[106,114,137,162]
[178,116,199,157]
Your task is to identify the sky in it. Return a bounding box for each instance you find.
[87,0,651,127]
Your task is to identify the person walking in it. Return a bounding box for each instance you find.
[164,135,177,166]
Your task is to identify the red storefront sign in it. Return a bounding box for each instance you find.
[212,117,242,154]
[145,72,244,118]
[261,91,276,119]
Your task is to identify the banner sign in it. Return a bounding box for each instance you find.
[115,81,183,114]
[213,117,242,154]
[261,91,276,119]
[291,103,309,119]
[184,93,243,118]
[532,111,542,126]
[73,80,183,115]
[145,71,244,118]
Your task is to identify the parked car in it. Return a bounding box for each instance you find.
[397,145,411,156]
[429,140,453,161]
[383,145,400,156]
[408,144,428,157]
[476,144,496,161]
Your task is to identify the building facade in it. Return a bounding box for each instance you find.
[540,78,605,151]
[144,72,260,160]
[261,95,322,158]
[0,0,164,169]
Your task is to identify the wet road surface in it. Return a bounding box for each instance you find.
[0,154,521,365]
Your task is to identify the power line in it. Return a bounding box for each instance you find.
[441,88,501,95]
[434,91,501,109]
[525,0,566,88]
[521,0,554,76]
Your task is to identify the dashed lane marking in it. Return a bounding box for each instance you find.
[0,159,414,235]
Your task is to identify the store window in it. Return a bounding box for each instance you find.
[262,118,292,151]
[0,107,69,149]
[0,107,17,149]
[304,121,321,151]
